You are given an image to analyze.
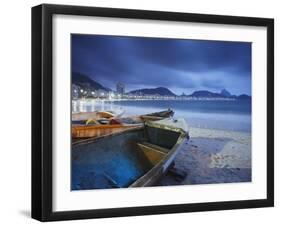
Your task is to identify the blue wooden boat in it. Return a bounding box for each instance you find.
[72,118,189,190]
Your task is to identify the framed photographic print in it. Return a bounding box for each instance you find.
[32,4,274,221]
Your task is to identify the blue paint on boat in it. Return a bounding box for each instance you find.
[72,130,153,190]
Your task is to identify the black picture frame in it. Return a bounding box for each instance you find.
[32,4,274,222]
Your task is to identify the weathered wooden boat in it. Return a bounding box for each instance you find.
[72,109,124,121]
[144,108,174,118]
[72,123,142,140]
[71,118,189,190]
[72,109,174,139]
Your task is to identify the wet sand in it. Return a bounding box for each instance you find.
[158,127,251,186]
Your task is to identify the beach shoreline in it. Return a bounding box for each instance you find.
[158,126,251,186]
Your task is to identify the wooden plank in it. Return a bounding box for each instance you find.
[139,142,170,154]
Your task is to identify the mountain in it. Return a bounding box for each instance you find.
[237,94,251,100]
[72,72,110,91]
[220,89,231,97]
[188,89,251,100]
[128,87,176,96]
[188,90,223,98]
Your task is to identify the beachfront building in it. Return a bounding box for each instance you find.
[79,87,93,98]
[116,82,125,96]
[72,84,80,99]
[71,81,113,99]
[96,89,109,99]
[88,90,98,98]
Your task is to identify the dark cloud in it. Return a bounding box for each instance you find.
[72,34,251,95]
[201,79,225,90]
[126,38,251,75]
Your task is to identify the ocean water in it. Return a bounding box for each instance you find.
[72,99,251,132]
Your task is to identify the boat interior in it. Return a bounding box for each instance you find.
[72,124,183,190]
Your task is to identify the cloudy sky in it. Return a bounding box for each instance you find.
[72,34,251,95]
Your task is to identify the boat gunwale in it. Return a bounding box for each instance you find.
[72,123,142,131]
[72,120,188,147]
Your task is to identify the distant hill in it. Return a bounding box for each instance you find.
[128,87,176,96]
[237,94,251,100]
[188,89,251,100]
[72,72,110,91]
[220,89,231,97]
[189,90,223,98]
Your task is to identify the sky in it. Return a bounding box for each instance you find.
[72,34,251,96]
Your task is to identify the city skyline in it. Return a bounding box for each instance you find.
[72,79,250,101]
[72,34,251,95]
[72,75,250,97]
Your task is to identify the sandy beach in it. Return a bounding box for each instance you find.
[158,127,251,186]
